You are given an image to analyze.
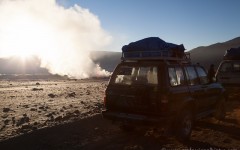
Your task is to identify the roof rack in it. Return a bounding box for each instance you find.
[121,50,191,63]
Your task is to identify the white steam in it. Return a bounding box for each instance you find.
[0,0,112,78]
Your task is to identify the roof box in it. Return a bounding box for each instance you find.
[121,37,188,61]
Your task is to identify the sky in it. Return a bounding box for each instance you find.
[58,0,240,51]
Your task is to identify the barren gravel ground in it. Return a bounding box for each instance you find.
[0,79,240,150]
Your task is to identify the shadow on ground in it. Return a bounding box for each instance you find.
[0,113,233,150]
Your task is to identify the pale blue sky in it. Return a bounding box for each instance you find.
[57,0,240,51]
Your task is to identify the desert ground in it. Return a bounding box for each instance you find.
[0,79,240,150]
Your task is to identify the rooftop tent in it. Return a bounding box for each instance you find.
[122,37,186,59]
[122,37,185,52]
[224,47,240,60]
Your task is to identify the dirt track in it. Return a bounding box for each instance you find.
[0,80,240,149]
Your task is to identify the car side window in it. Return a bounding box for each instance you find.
[185,66,199,86]
[196,66,209,84]
[168,67,185,86]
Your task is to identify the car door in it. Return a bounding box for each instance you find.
[184,66,206,113]
[167,66,190,111]
[195,66,219,110]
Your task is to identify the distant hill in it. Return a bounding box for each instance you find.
[189,37,240,69]
[0,56,70,80]
[0,56,49,75]
[89,51,121,72]
[0,52,122,76]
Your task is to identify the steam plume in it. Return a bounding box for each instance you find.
[0,0,112,78]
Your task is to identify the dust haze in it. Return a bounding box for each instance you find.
[0,0,112,78]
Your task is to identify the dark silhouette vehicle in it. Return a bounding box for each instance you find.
[216,60,240,99]
[216,47,240,99]
[102,38,227,141]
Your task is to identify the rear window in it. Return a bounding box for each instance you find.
[113,65,158,85]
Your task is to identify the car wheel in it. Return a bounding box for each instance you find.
[176,110,193,142]
[119,124,135,132]
[214,98,226,120]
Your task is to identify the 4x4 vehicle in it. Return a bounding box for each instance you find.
[216,47,240,99]
[102,38,226,141]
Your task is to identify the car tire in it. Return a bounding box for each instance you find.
[214,98,226,120]
[119,124,135,132]
[176,110,193,142]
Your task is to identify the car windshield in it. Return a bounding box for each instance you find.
[220,61,240,72]
[233,62,240,72]
[112,65,158,85]
[220,62,232,72]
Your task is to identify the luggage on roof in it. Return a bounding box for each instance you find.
[121,37,187,60]
[224,47,240,60]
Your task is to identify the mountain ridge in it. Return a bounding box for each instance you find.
[189,36,240,68]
